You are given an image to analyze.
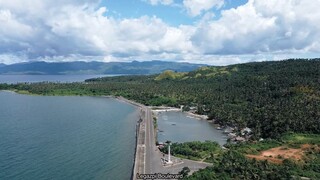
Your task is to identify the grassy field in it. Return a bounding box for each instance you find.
[281,133,320,144]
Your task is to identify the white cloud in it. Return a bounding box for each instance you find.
[191,0,320,57]
[0,0,193,63]
[0,0,319,65]
[183,0,224,17]
[144,0,174,6]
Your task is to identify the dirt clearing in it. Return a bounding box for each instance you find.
[246,144,316,164]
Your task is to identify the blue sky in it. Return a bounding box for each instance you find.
[0,0,319,65]
[101,0,248,26]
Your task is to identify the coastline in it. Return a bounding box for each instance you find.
[0,91,144,180]
[152,106,208,120]
[1,91,144,180]
[115,96,145,108]
[1,91,210,179]
[114,96,146,180]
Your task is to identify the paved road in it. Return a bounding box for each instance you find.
[134,105,211,179]
[145,107,164,174]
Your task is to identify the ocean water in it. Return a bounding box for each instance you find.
[157,111,227,145]
[0,91,139,180]
[0,74,120,84]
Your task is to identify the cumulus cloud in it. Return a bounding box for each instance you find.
[191,0,320,56]
[0,0,193,63]
[0,0,319,65]
[183,0,224,17]
[144,0,174,6]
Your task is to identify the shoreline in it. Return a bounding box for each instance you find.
[151,106,208,120]
[114,96,146,180]
[115,96,145,108]
[1,91,144,180]
[0,91,145,180]
[1,91,210,179]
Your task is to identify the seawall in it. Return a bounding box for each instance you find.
[115,97,145,180]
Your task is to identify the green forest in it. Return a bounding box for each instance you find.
[1,59,319,179]
[184,133,320,179]
[157,134,320,179]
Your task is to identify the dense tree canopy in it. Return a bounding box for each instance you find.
[185,133,320,179]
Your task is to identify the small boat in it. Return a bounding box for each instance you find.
[171,123,176,125]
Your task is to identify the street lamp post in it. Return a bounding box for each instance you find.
[166,140,172,164]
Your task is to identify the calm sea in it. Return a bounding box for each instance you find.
[0,74,120,84]
[157,111,227,145]
[0,91,139,180]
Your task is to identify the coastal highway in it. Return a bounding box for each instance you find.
[144,107,163,174]
[133,105,163,179]
[122,97,180,179]
[132,100,211,179]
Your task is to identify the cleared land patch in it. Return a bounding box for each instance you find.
[246,144,318,164]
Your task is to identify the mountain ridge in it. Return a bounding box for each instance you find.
[0,60,205,75]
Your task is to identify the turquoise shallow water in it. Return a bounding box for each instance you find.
[0,91,139,180]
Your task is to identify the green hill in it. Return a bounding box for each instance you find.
[154,70,187,80]
[154,65,238,80]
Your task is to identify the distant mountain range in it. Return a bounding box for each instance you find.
[0,61,205,75]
